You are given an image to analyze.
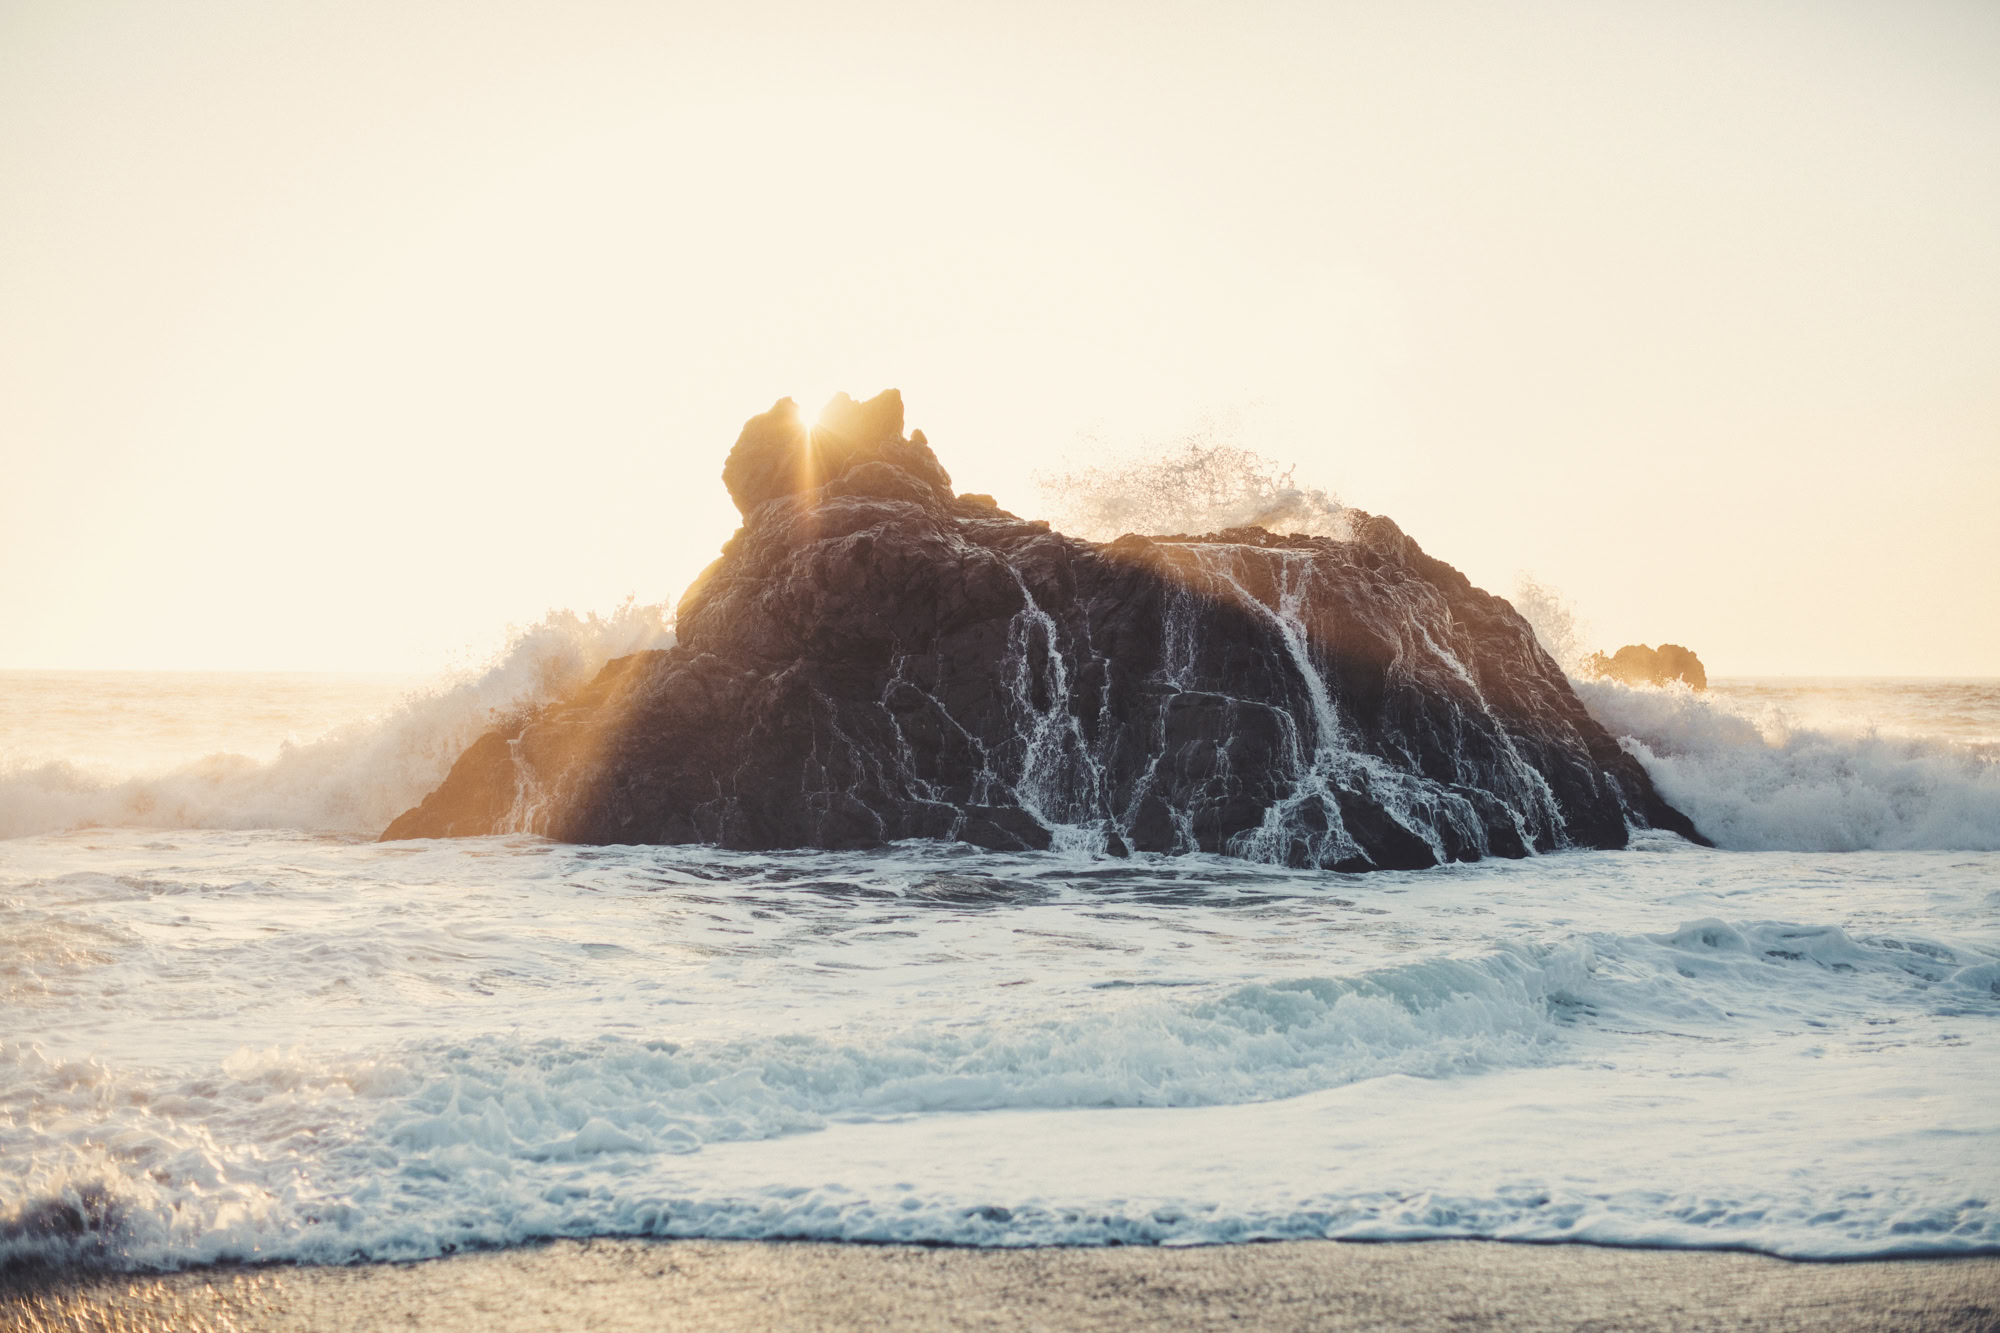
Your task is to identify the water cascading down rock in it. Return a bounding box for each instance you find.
[383,392,1706,868]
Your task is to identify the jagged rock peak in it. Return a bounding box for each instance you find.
[720,389,954,517]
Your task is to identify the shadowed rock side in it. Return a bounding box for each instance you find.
[384,391,1706,868]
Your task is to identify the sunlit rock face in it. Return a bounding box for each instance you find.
[383,392,1705,867]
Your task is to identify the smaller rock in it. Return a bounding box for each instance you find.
[1587,643,1708,690]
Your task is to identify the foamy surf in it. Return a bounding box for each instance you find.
[2,832,1994,1267]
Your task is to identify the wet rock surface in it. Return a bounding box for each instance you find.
[383,392,1705,867]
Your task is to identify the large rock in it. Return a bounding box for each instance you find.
[383,393,1706,867]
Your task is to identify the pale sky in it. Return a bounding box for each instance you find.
[3,0,1996,675]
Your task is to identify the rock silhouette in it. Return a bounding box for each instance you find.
[1587,643,1709,691]
[383,391,1706,867]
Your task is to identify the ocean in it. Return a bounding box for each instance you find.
[3,631,1997,1269]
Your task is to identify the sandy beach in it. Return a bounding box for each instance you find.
[5,1239,1998,1333]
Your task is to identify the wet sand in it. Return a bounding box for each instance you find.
[4,1238,1997,1333]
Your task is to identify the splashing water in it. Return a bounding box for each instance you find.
[1511,574,1591,675]
[1036,432,1349,541]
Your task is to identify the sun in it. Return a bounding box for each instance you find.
[794,391,833,434]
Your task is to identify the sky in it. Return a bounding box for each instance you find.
[2,0,1996,675]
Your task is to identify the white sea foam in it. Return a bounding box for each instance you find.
[0,604,673,840]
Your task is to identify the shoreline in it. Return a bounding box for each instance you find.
[6,1238,1998,1332]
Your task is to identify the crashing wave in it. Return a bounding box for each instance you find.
[1514,579,2000,852]
[1575,678,2000,852]
[0,603,674,840]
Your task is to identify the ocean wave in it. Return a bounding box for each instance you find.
[0,605,673,841]
[1575,678,2000,852]
[5,916,1993,1268]
[0,943,1582,1267]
